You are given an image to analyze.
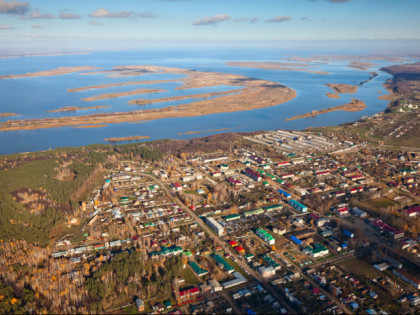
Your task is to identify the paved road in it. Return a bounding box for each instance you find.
[142,173,297,314]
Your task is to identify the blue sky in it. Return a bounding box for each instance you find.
[0,0,419,50]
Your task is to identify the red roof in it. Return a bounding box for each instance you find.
[228,240,238,246]
[235,246,245,252]
[173,182,181,188]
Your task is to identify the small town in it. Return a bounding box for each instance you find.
[44,125,420,314]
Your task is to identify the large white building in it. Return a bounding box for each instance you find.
[206,217,225,236]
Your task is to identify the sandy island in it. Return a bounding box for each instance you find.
[82,88,167,102]
[325,83,358,99]
[0,113,17,118]
[72,124,108,129]
[0,66,100,79]
[47,106,111,113]
[285,98,366,121]
[0,65,296,131]
[67,79,181,92]
[178,128,232,135]
[104,136,150,142]
[225,61,330,75]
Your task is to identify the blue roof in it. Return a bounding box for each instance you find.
[291,235,302,245]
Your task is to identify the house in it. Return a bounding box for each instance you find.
[171,182,182,191]
[244,168,262,182]
[209,279,222,292]
[334,207,349,216]
[135,298,145,312]
[258,266,276,278]
[351,208,367,218]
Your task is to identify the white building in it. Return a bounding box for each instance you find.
[206,217,225,236]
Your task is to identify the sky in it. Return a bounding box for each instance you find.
[0,0,419,51]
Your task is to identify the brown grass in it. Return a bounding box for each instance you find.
[325,83,358,99]
[0,113,17,117]
[82,89,167,102]
[48,106,111,113]
[285,98,366,121]
[72,124,108,129]
[104,136,150,142]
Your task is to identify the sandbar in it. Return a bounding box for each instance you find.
[0,65,296,131]
[0,66,100,79]
[347,61,376,71]
[0,113,17,117]
[128,90,236,105]
[178,128,232,135]
[225,61,329,75]
[283,55,408,63]
[47,106,111,113]
[104,136,150,142]
[82,89,167,102]
[285,98,366,121]
[325,83,358,99]
[72,124,108,129]
[67,79,181,92]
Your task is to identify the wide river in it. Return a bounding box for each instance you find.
[0,48,399,155]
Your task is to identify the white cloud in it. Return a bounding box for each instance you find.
[90,20,104,26]
[193,14,230,26]
[265,16,291,23]
[89,8,132,18]
[0,24,13,29]
[24,8,54,19]
[59,12,81,19]
[30,24,42,28]
[0,0,29,15]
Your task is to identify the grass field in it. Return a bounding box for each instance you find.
[180,264,201,285]
[337,257,381,279]
[367,198,397,209]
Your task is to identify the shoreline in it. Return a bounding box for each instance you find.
[82,88,167,102]
[225,61,330,75]
[0,65,296,131]
[0,113,17,118]
[0,66,100,79]
[285,98,366,121]
[104,136,150,142]
[47,106,111,113]
[325,83,358,99]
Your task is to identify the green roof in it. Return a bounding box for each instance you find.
[189,261,208,276]
[212,254,234,273]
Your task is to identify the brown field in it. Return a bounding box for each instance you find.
[0,66,99,79]
[286,98,366,121]
[0,65,296,131]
